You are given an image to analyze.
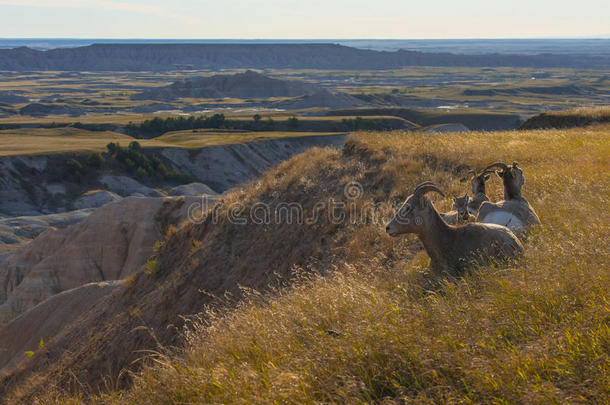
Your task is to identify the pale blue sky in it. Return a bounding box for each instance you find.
[0,0,608,39]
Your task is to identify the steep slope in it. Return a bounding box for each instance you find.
[159,133,347,192]
[0,209,93,254]
[0,281,122,375]
[0,134,346,217]
[2,125,608,403]
[0,195,215,326]
[0,143,405,400]
[134,70,317,100]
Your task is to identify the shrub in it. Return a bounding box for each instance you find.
[106,142,119,155]
[128,141,141,152]
[143,259,159,276]
[87,152,105,169]
[288,116,299,128]
[66,158,85,176]
[136,167,148,180]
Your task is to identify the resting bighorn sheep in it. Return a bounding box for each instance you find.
[462,169,492,215]
[386,182,523,275]
[476,162,541,234]
[441,194,475,225]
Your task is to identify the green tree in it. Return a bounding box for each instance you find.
[66,158,84,176]
[288,116,299,129]
[106,142,119,155]
[129,141,141,152]
[87,152,105,169]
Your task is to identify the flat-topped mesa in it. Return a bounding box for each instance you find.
[441,194,476,225]
[463,169,492,215]
[477,161,541,234]
[386,182,523,276]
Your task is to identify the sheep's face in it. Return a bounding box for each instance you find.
[453,194,470,220]
[472,173,490,195]
[499,162,525,199]
[386,194,427,237]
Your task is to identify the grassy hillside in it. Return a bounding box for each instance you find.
[156,130,347,148]
[0,127,145,156]
[0,127,345,156]
[328,107,522,131]
[520,106,610,130]
[6,124,609,403]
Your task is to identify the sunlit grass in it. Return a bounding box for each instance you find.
[0,128,143,156]
[0,127,346,156]
[156,130,346,148]
[21,123,610,404]
[550,106,610,119]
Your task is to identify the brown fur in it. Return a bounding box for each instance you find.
[441,194,475,225]
[386,182,523,275]
[464,170,491,215]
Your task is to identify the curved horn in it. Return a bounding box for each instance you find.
[414,182,445,199]
[413,180,435,192]
[483,162,509,172]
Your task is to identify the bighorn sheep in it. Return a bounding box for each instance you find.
[476,162,540,234]
[386,182,523,275]
[441,194,476,225]
[462,169,492,215]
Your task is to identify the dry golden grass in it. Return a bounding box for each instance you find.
[0,113,180,126]
[156,130,346,149]
[0,128,147,156]
[23,124,610,404]
[0,127,345,156]
[550,106,610,119]
[521,107,610,130]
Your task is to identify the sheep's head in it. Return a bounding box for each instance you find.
[386,182,445,237]
[484,161,524,200]
[463,169,492,195]
[453,194,470,220]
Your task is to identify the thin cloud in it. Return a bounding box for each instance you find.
[0,0,203,24]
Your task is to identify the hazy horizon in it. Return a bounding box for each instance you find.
[2,38,610,55]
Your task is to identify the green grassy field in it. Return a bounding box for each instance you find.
[15,122,608,404]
